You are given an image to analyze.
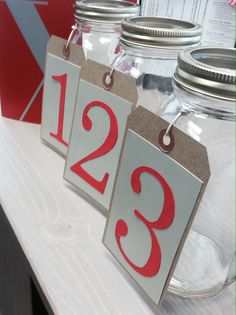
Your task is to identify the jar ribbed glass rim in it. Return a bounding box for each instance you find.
[120,16,202,48]
[174,47,236,101]
[74,0,140,23]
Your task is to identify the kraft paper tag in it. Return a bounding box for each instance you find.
[41,35,85,156]
[103,106,210,308]
[64,59,137,211]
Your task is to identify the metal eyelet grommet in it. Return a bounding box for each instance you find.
[159,128,175,154]
[103,72,114,90]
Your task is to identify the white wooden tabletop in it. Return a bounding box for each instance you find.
[0,116,234,315]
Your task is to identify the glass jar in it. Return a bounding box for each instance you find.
[113,17,202,113]
[159,47,236,298]
[72,0,140,66]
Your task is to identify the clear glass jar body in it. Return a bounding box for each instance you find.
[116,44,181,113]
[72,20,121,66]
[160,84,235,298]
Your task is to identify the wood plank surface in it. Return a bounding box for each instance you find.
[0,116,234,315]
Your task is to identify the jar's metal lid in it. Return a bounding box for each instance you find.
[174,47,236,101]
[120,17,202,49]
[74,1,140,23]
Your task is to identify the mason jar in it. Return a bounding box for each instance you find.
[71,0,140,66]
[113,17,202,113]
[159,47,236,298]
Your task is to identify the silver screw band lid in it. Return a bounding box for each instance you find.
[120,17,202,49]
[74,1,140,23]
[174,47,236,101]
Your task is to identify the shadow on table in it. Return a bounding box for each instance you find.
[64,182,108,218]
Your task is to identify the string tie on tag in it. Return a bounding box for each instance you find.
[159,108,190,154]
[63,23,78,60]
[103,50,125,90]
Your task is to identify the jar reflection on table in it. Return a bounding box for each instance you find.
[114,17,202,113]
[72,0,140,66]
[159,47,236,298]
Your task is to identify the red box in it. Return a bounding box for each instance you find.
[0,0,75,123]
[0,0,139,124]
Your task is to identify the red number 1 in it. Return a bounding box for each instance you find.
[115,166,175,277]
[50,73,68,147]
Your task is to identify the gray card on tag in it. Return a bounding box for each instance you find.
[64,59,137,211]
[103,106,210,308]
[41,35,84,156]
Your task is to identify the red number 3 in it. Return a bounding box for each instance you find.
[71,101,118,194]
[115,166,175,277]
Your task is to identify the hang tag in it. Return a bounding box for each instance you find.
[64,60,137,210]
[41,35,85,156]
[103,106,210,308]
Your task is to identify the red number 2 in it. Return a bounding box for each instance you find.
[115,166,175,277]
[71,101,118,194]
[50,74,68,147]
